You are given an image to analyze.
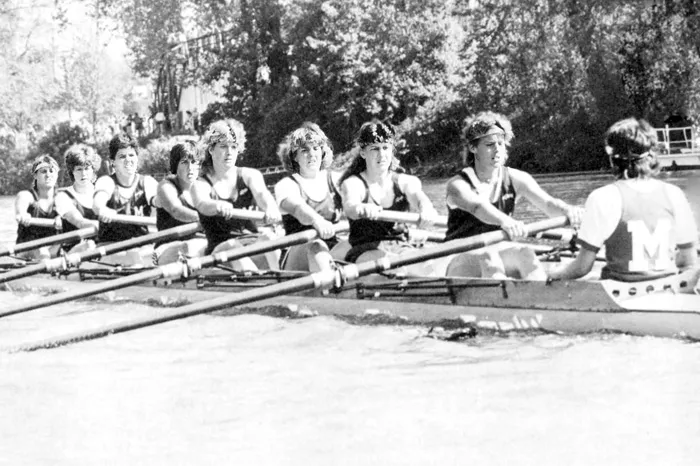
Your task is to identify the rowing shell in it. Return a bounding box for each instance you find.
[5,264,700,341]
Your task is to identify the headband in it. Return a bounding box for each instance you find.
[33,161,57,173]
[290,131,325,153]
[358,123,395,148]
[469,124,505,143]
[208,127,237,147]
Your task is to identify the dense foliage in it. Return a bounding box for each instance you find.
[2,0,700,195]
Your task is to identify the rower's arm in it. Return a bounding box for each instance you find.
[14,190,34,225]
[446,176,514,227]
[399,174,439,228]
[190,179,219,216]
[547,248,597,280]
[510,169,583,227]
[244,168,282,224]
[156,179,199,223]
[274,177,318,225]
[143,175,160,210]
[340,176,379,220]
[55,192,97,229]
[93,176,116,221]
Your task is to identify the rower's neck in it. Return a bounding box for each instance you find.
[73,181,93,195]
[473,163,499,183]
[363,167,389,185]
[297,168,322,180]
[35,185,54,199]
[115,172,137,187]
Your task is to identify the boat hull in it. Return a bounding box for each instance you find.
[5,267,700,340]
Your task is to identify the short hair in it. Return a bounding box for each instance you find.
[108,133,139,160]
[200,119,247,174]
[339,120,403,185]
[461,111,514,165]
[64,144,100,182]
[605,117,660,179]
[277,122,334,173]
[169,141,202,174]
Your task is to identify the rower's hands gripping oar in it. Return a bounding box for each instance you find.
[0,221,350,319]
[11,217,567,352]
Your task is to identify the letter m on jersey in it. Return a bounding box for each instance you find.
[627,219,673,272]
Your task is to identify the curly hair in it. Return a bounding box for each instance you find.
[461,111,514,166]
[277,122,334,173]
[169,140,202,175]
[64,144,101,182]
[200,118,247,174]
[605,117,660,179]
[339,120,403,185]
[108,133,139,160]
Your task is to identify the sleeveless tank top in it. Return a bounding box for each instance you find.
[281,171,342,239]
[602,181,678,281]
[16,189,59,244]
[57,186,97,234]
[98,174,152,242]
[445,166,516,241]
[156,175,195,231]
[348,173,410,246]
[198,173,258,255]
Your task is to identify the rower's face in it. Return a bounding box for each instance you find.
[113,148,138,176]
[295,144,323,174]
[472,134,507,167]
[72,164,94,185]
[361,143,393,172]
[177,158,200,184]
[34,166,58,187]
[210,141,239,169]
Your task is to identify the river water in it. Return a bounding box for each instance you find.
[0,170,699,466]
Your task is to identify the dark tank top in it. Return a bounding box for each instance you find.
[156,175,195,231]
[98,174,153,242]
[198,173,258,255]
[445,167,516,241]
[57,187,97,234]
[16,189,59,244]
[348,173,410,246]
[281,172,342,247]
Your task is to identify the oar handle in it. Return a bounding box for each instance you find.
[110,214,157,227]
[375,210,448,228]
[534,228,576,243]
[217,208,267,222]
[25,218,60,229]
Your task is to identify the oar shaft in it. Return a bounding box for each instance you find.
[110,214,157,227]
[0,223,202,285]
[375,211,448,228]
[0,222,350,318]
[13,217,567,351]
[0,226,98,258]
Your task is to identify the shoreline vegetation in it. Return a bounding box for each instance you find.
[4,1,700,197]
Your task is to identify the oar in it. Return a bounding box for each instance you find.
[12,216,568,351]
[0,221,349,319]
[0,226,98,258]
[375,211,448,228]
[24,214,156,229]
[0,222,200,285]
[410,226,577,244]
[24,218,62,229]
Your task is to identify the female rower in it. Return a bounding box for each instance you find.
[153,141,208,264]
[445,111,583,279]
[14,155,61,258]
[339,120,440,275]
[93,133,158,265]
[54,144,101,252]
[548,117,697,281]
[191,118,282,271]
[274,122,344,272]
